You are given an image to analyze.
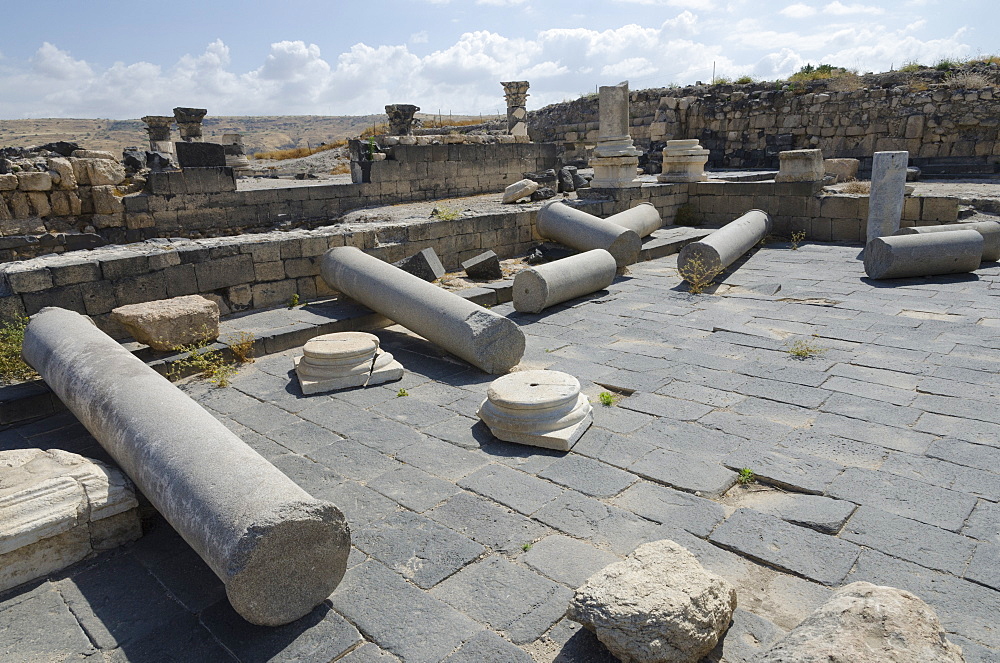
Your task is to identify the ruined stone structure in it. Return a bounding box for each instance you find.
[221,133,251,170]
[173,107,207,142]
[140,115,175,153]
[385,104,420,136]
[501,81,530,137]
[590,82,642,188]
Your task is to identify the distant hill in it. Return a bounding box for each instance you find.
[0,112,500,157]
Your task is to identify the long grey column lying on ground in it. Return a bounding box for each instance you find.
[606,202,662,238]
[513,249,618,313]
[677,209,772,282]
[536,200,641,267]
[866,151,908,244]
[894,220,1000,262]
[864,229,983,279]
[21,307,350,627]
[321,246,525,373]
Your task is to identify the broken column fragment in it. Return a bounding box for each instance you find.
[864,229,983,279]
[295,332,403,394]
[501,81,530,137]
[385,104,420,136]
[536,200,641,267]
[894,220,1000,262]
[173,107,208,142]
[590,82,642,188]
[513,249,617,313]
[606,202,661,238]
[141,115,175,153]
[221,133,252,170]
[462,250,503,280]
[22,307,351,627]
[478,370,592,450]
[392,247,446,282]
[677,209,772,284]
[321,246,525,374]
[866,151,909,244]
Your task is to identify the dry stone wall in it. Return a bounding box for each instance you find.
[530,83,1000,172]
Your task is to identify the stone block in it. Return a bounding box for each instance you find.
[112,271,168,306]
[163,264,198,298]
[252,279,298,309]
[392,247,446,282]
[0,448,140,593]
[3,267,53,293]
[27,192,51,217]
[503,179,539,204]
[775,149,824,183]
[194,253,254,291]
[91,185,124,214]
[920,197,959,223]
[255,260,286,282]
[50,260,101,287]
[81,280,117,315]
[0,174,17,191]
[823,158,859,182]
[175,142,226,168]
[49,190,82,217]
[568,539,737,663]
[461,250,503,280]
[72,149,115,160]
[111,294,220,350]
[85,159,126,186]
[16,171,53,192]
[47,157,77,190]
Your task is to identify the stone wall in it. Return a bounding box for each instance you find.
[529,84,1000,172]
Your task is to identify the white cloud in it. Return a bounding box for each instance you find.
[779,3,818,18]
[410,31,429,44]
[823,1,884,15]
[31,42,93,80]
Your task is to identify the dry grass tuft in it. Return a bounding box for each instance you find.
[254,140,346,161]
[945,71,995,90]
[840,179,871,195]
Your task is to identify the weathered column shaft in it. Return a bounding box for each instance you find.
[866,151,908,244]
[501,81,530,137]
[606,203,661,238]
[678,210,772,280]
[536,201,641,267]
[864,230,983,279]
[21,307,350,627]
[894,221,1000,262]
[320,247,525,374]
[513,249,617,313]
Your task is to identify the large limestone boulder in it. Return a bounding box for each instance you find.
[757,581,964,663]
[503,178,540,204]
[0,449,141,593]
[568,539,737,663]
[111,294,220,350]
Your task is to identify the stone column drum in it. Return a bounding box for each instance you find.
[893,220,1000,262]
[21,307,351,627]
[536,200,641,268]
[385,104,420,136]
[173,107,208,142]
[321,247,525,374]
[677,210,772,283]
[501,81,530,137]
[658,139,710,183]
[141,115,175,153]
[607,202,661,238]
[866,151,909,244]
[221,134,252,170]
[513,249,617,313]
[590,82,642,188]
[864,230,983,279]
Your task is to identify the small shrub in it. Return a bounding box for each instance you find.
[827,71,862,92]
[431,206,461,221]
[945,71,994,90]
[397,388,409,397]
[840,179,871,194]
[678,253,716,294]
[788,63,851,83]
[934,57,962,71]
[785,337,827,359]
[167,339,237,387]
[225,331,256,364]
[598,391,616,407]
[521,542,533,552]
[0,317,38,383]
[713,75,732,85]
[898,61,924,72]
[288,293,300,309]
[734,75,756,84]
[790,230,806,250]
[737,468,756,485]
[972,54,1000,66]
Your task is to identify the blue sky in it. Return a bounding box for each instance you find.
[0,0,995,119]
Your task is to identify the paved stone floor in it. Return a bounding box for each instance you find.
[2,240,1000,662]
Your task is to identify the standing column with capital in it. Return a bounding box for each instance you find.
[590,81,641,188]
[141,115,175,153]
[385,104,420,136]
[501,81,530,137]
[173,107,207,142]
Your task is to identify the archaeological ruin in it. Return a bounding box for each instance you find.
[1,64,999,662]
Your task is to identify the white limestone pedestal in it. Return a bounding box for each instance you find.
[478,370,593,451]
[658,139,710,183]
[295,332,403,395]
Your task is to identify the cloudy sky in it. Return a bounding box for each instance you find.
[0,0,995,119]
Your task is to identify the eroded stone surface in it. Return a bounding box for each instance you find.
[111,294,220,350]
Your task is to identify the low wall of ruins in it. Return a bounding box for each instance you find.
[530,84,1000,171]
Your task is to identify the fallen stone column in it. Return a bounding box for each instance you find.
[864,230,983,279]
[677,209,771,283]
[321,246,525,374]
[893,220,1000,262]
[513,249,617,313]
[536,200,641,267]
[606,202,661,238]
[21,307,351,627]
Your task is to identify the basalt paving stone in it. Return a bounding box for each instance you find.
[394,435,490,481]
[698,410,796,444]
[928,437,1000,472]
[329,560,483,663]
[265,418,344,455]
[776,430,887,469]
[352,509,484,589]
[821,375,917,407]
[727,489,856,535]
[431,556,573,645]
[810,411,935,454]
[200,599,361,663]
[306,439,401,482]
[730,396,817,428]
[967,542,1000,591]
[571,426,659,470]
[618,391,715,421]
[315,480,398,528]
[458,464,564,515]
[589,402,656,434]
[520,534,620,588]
[827,362,922,389]
[102,611,237,662]
[370,464,461,512]
[442,630,532,663]
[828,467,977,532]
[723,444,845,495]
[337,642,401,662]
[593,367,673,394]
[915,392,1000,426]
[538,454,637,498]
[270,451,350,497]
[535,618,618,663]
[422,415,493,450]
[427,492,550,555]
[612,481,727,538]
[963,502,1000,546]
[478,439,565,474]
[841,506,977,576]
[654,379,747,407]
[710,508,860,586]
[881,452,1000,502]
[915,411,1000,445]
[704,607,787,663]
[0,583,98,660]
[532,491,661,555]
[377,396,456,429]
[629,447,738,497]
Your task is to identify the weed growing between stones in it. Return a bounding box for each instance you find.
[288,294,300,309]
[431,206,461,221]
[522,543,533,552]
[168,340,237,388]
[737,468,756,485]
[225,331,256,365]
[0,317,38,384]
[598,391,616,407]
[678,254,715,294]
[785,337,827,359]
[396,388,409,397]
[790,230,806,250]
